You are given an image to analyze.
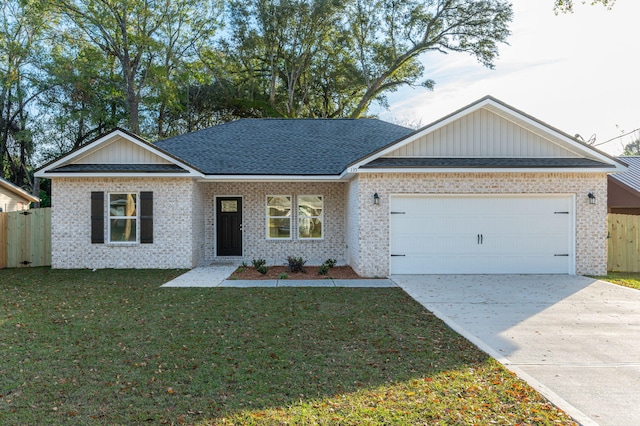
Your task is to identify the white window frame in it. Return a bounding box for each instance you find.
[266,195,292,240]
[108,192,139,244]
[298,195,324,240]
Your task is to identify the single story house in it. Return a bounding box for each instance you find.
[608,156,640,215]
[0,177,39,212]
[35,96,625,276]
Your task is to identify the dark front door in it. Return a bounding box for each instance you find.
[216,197,242,256]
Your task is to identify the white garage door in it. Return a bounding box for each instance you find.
[389,195,574,274]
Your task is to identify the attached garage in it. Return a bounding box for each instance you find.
[389,195,574,274]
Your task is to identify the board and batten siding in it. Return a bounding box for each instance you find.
[384,108,579,158]
[74,137,172,164]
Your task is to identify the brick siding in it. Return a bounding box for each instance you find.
[51,177,197,269]
[354,172,608,277]
[202,182,347,266]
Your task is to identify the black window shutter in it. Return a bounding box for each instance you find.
[91,192,104,244]
[140,191,153,244]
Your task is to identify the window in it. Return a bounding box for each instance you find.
[109,193,138,243]
[267,195,291,239]
[298,195,323,239]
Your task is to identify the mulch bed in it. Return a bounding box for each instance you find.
[229,265,364,280]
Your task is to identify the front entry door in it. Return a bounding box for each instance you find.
[216,197,242,256]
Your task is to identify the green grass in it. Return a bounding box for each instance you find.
[0,268,576,425]
[592,272,640,289]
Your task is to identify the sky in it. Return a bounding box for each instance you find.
[374,1,640,156]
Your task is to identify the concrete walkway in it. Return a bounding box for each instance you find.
[161,264,395,288]
[392,274,640,426]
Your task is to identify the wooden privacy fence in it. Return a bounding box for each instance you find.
[0,208,51,269]
[608,213,640,272]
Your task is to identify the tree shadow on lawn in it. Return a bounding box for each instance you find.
[0,268,571,425]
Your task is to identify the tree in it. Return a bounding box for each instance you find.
[346,0,513,118]
[48,0,222,135]
[223,0,513,119]
[623,133,640,156]
[224,0,351,118]
[0,0,49,190]
[554,0,615,13]
[36,42,124,159]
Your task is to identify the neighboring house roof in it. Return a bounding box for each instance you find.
[609,156,640,191]
[0,176,39,203]
[154,118,413,175]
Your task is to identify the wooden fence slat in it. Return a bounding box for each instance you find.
[1,208,51,269]
[608,214,640,272]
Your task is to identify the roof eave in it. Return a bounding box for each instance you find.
[39,171,202,178]
[199,174,346,182]
[357,166,619,174]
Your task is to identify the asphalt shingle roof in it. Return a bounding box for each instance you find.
[154,118,413,175]
[610,156,640,190]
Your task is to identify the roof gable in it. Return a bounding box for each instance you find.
[353,96,625,173]
[35,129,201,177]
[384,107,579,158]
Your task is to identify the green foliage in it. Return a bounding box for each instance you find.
[278,273,288,279]
[555,0,615,13]
[256,264,269,275]
[591,272,640,290]
[287,256,307,273]
[319,258,336,275]
[324,258,337,268]
[251,258,266,269]
[623,136,640,156]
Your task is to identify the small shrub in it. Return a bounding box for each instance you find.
[252,258,266,269]
[278,273,288,279]
[256,265,269,275]
[318,264,330,275]
[287,256,306,273]
[236,266,245,274]
[324,258,337,268]
[240,261,248,267]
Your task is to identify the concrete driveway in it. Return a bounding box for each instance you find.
[392,275,640,426]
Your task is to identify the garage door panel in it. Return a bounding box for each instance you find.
[390,195,573,274]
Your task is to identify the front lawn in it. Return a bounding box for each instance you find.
[592,272,640,289]
[0,268,575,425]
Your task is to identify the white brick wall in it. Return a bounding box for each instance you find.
[345,178,360,272]
[51,177,197,269]
[50,172,608,276]
[202,182,347,266]
[354,172,608,277]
